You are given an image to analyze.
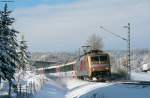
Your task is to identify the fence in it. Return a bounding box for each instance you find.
[15,78,44,98]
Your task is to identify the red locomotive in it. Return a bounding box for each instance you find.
[75,50,111,80]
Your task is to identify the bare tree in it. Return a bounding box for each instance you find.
[86,33,104,50]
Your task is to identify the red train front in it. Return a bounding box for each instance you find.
[76,50,111,80]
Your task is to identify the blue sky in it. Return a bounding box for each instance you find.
[0,0,78,10]
[13,0,78,8]
[2,0,150,52]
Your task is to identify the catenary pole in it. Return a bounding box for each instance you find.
[100,23,131,80]
[124,23,131,80]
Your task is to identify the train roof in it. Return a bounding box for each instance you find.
[37,61,76,71]
[81,49,108,56]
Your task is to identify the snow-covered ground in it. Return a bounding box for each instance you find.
[0,71,44,97]
[33,72,150,98]
[33,78,66,98]
[32,78,90,98]
[131,72,150,81]
[2,72,150,98]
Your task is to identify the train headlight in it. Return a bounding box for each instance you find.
[93,68,95,71]
[105,67,109,70]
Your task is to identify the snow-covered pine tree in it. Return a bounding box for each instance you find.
[0,3,19,85]
[19,35,31,70]
[16,35,31,85]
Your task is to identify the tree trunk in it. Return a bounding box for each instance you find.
[8,81,12,98]
[0,76,1,84]
[0,77,1,88]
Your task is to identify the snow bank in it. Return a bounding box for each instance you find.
[64,76,150,98]
[33,78,66,98]
[65,82,112,98]
[31,75,150,98]
[61,78,91,90]
[131,72,150,81]
[45,78,66,90]
[0,71,44,97]
[0,81,11,96]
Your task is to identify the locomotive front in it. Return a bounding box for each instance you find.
[89,52,111,79]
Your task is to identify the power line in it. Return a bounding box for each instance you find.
[100,26,127,41]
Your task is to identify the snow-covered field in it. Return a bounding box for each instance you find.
[1,72,150,98]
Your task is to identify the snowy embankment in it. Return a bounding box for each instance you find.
[32,78,92,98]
[65,78,150,98]
[15,71,45,93]
[33,78,67,98]
[65,81,112,98]
[131,72,150,81]
[78,83,150,98]
[33,78,112,98]
[36,73,150,98]
[0,71,44,97]
[62,78,90,90]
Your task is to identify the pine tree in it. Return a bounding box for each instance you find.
[0,3,20,94]
[16,35,31,85]
[19,35,31,70]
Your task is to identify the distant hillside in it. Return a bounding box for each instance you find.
[31,52,77,63]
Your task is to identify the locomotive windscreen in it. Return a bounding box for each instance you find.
[100,56,108,61]
[91,55,108,62]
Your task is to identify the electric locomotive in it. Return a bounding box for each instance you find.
[75,49,111,80]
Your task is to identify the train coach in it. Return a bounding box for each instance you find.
[44,61,76,78]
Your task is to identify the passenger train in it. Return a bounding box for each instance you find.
[37,49,111,80]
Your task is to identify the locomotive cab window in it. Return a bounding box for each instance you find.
[100,55,108,61]
[91,55,108,63]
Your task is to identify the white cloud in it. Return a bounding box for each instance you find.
[13,0,150,52]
